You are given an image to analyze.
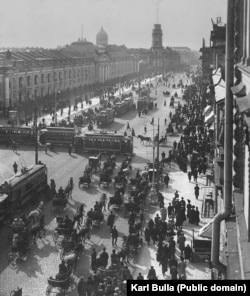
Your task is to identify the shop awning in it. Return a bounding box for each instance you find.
[231,82,246,96]
[205,111,214,125]
[215,82,225,103]
[204,105,212,116]
[198,220,213,239]
[235,93,250,114]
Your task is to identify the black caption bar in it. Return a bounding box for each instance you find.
[127,280,249,295]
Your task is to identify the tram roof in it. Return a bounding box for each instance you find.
[0,164,46,189]
[75,130,131,139]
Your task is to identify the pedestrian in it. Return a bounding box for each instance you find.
[187,171,192,182]
[77,277,85,296]
[194,184,200,199]
[164,174,170,188]
[169,255,178,280]
[194,207,200,226]
[144,125,147,134]
[160,207,167,222]
[131,128,135,137]
[99,248,109,269]
[107,211,115,230]
[111,226,118,247]
[136,273,144,280]
[164,101,166,106]
[147,266,157,280]
[161,150,166,160]
[177,232,186,256]
[177,256,187,280]
[151,117,154,124]
[193,169,198,182]
[68,144,72,156]
[164,118,167,125]
[124,131,127,136]
[13,161,18,174]
[144,227,151,245]
[184,244,192,262]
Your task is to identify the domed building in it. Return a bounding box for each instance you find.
[96,27,108,47]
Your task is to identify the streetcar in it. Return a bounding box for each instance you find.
[74,130,133,154]
[0,126,36,146]
[96,108,114,128]
[39,127,76,146]
[0,164,48,211]
[113,97,134,117]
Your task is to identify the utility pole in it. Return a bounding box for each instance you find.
[34,106,38,165]
[156,118,160,194]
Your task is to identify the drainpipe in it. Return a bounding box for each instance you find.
[211,0,235,277]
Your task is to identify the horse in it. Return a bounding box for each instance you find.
[158,137,167,145]
[73,211,84,228]
[64,178,74,199]
[62,242,83,272]
[27,202,44,225]
[161,156,172,167]
[30,215,46,243]
[78,224,90,242]
[137,135,152,145]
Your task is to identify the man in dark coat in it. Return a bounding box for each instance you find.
[164,174,170,188]
[107,211,115,230]
[99,248,109,268]
[194,184,200,199]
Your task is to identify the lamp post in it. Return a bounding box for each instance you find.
[149,121,158,205]
[34,105,38,165]
[54,90,60,125]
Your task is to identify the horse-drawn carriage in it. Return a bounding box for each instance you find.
[122,233,143,261]
[53,219,74,251]
[163,90,170,96]
[52,194,68,210]
[79,172,91,188]
[6,227,33,269]
[91,209,104,228]
[99,171,112,188]
[108,191,123,211]
[46,276,73,296]
[88,155,101,172]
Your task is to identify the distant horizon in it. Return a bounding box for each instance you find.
[0,43,201,52]
[0,0,227,51]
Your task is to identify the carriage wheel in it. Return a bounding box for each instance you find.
[6,251,18,269]
[46,285,52,296]
[60,250,65,261]
[53,232,59,243]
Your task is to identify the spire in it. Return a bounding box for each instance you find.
[156,8,158,24]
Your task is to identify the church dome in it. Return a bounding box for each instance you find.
[96,27,108,46]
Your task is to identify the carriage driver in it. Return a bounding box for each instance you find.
[111,249,119,265]
[56,260,69,280]
[58,186,64,197]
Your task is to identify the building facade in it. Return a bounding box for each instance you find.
[199,0,250,280]
[0,31,138,112]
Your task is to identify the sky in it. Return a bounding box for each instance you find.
[0,0,227,51]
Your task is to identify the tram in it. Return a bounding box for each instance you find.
[96,109,114,128]
[0,164,48,211]
[39,127,76,146]
[74,130,133,154]
[0,126,36,146]
[113,97,134,117]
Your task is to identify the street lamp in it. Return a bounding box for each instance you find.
[34,104,38,165]
[54,90,60,125]
[145,119,159,205]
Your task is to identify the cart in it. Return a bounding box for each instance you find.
[88,156,101,172]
